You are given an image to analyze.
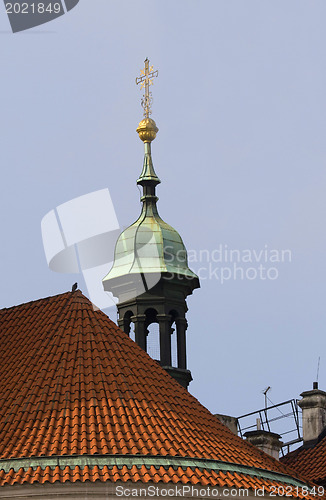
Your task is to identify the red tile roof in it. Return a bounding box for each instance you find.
[282,436,326,484]
[0,291,318,494]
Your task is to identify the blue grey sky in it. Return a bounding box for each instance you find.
[1,1,325,422]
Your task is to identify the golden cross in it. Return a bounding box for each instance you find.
[136,58,158,118]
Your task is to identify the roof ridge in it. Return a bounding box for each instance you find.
[0,290,84,312]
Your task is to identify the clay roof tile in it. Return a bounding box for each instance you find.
[0,291,315,494]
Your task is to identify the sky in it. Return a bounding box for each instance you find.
[1,0,326,437]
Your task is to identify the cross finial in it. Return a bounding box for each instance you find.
[136,58,158,118]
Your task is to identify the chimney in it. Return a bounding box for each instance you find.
[244,430,283,460]
[215,414,238,435]
[298,382,326,447]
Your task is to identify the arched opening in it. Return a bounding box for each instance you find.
[129,321,135,342]
[169,310,179,368]
[146,322,160,361]
[170,325,177,368]
[123,310,134,337]
[145,308,159,361]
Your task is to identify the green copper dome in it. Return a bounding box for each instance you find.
[103,118,199,299]
[104,202,198,282]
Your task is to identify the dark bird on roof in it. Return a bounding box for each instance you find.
[71,283,78,292]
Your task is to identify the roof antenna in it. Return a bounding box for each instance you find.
[262,386,271,408]
[314,357,321,390]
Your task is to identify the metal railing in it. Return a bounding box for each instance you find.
[237,399,302,455]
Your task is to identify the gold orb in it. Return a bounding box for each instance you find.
[136,118,159,142]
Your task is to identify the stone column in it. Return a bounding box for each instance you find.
[175,317,187,369]
[118,317,130,335]
[298,384,326,446]
[118,318,125,331]
[157,314,172,367]
[131,315,147,351]
[215,414,238,435]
